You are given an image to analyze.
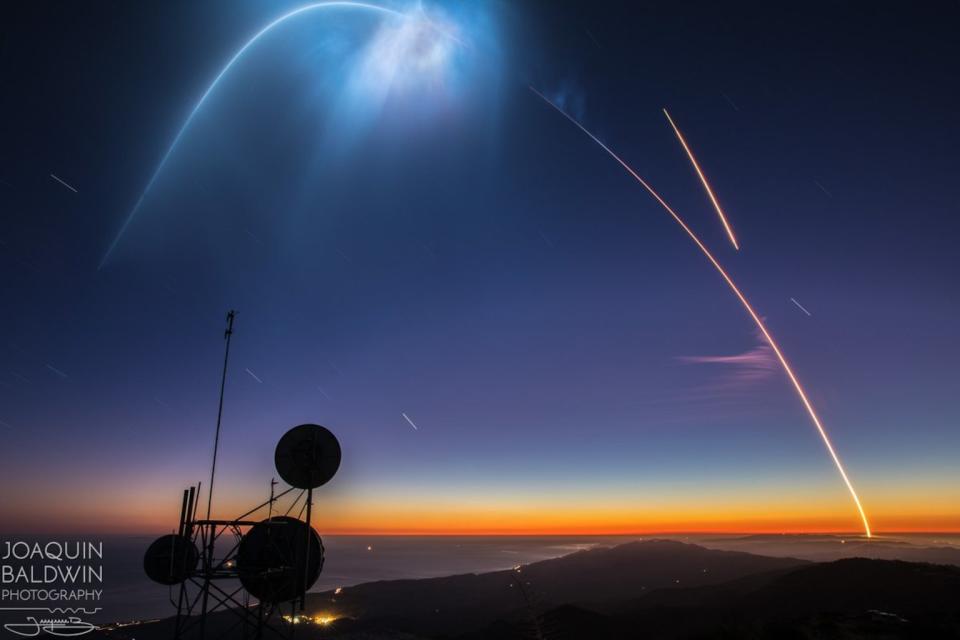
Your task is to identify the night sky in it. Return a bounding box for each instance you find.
[2,1,958,535]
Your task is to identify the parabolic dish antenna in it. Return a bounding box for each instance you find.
[143,534,200,585]
[274,423,341,489]
[236,515,324,604]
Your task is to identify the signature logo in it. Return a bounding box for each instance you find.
[3,616,96,637]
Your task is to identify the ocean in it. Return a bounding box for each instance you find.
[5,533,957,624]
[90,535,633,623]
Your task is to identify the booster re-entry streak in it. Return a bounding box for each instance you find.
[530,87,871,538]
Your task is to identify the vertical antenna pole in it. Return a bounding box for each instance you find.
[178,489,189,537]
[206,310,236,520]
[267,478,277,519]
[301,488,313,611]
[192,482,202,523]
[200,312,235,639]
[185,486,196,533]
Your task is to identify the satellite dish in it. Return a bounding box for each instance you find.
[274,424,341,489]
[143,534,199,585]
[236,516,324,604]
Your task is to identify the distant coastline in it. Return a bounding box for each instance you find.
[3,532,952,626]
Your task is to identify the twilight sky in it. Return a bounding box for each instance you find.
[1,1,958,535]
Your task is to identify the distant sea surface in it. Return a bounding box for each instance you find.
[12,533,957,624]
[93,535,633,623]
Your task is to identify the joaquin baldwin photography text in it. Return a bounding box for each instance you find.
[1,541,103,603]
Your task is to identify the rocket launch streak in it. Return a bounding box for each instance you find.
[663,108,739,250]
[530,87,871,538]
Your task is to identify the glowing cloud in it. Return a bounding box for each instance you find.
[359,8,460,89]
[680,339,778,387]
[100,1,470,268]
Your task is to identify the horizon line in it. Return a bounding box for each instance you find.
[5,529,959,538]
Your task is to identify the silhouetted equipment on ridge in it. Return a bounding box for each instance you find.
[237,515,324,604]
[275,424,341,490]
[142,313,342,639]
[143,534,200,586]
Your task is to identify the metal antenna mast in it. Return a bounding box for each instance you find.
[206,310,236,520]
[142,313,339,640]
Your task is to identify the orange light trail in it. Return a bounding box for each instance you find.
[663,107,740,250]
[530,87,872,538]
